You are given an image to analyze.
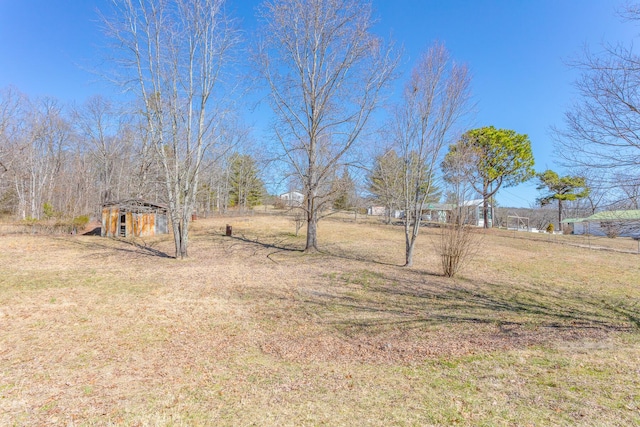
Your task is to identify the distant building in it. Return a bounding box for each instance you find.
[563,210,640,237]
[101,199,169,237]
[420,203,451,223]
[390,199,492,227]
[280,191,305,206]
[367,206,386,216]
[459,199,493,228]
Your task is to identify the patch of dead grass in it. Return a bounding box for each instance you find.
[1,214,639,425]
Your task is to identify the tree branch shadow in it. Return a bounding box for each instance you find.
[317,245,406,268]
[218,229,405,267]
[68,236,173,259]
[116,238,173,258]
[217,232,304,262]
[298,269,639,339]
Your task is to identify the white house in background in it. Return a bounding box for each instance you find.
[460,199,493,228]
[280,191,305,206]
[390,203,451,221]
[385,200,492,227]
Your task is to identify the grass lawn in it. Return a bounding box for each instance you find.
[1,214,639,426]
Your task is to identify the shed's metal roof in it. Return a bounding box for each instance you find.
[102,199,168,212]
[586,210,640,221]
[562,210,640,223]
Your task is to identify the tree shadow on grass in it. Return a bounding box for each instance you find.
[116,238,173,258]
[298,269,639,338]
[219,232,304,262]
[218,229,404,267]
[317,245,405,268]
[69,236,173,259]
[227,233,302,252]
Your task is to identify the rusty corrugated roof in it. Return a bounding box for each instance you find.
[102,198,168,213]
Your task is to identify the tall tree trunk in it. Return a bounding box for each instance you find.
[305,215,318,252]
[482,184,490,228]
[171,212,182,259]
[557,199,563,233]
[171,212,190,260]
[305,193,318,252]
[405,232,416,267]
[179,215,189,259]
[257,0,397,253]
[404,210,420,267]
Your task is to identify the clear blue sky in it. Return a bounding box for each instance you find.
[1,0,637,207]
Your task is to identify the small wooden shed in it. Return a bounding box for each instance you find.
[101,199,169,237]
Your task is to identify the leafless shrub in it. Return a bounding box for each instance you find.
[293,208,305,236]
[394,43,472,267]
[437,209,482,278]
[600,221,621,238]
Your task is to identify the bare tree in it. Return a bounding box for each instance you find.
[73,95,132,204]
[617,174,640,209]
[0,87,25,178]
[0,87,26,214]
[395,43,471,267]
[195,119,251,215]
[575,168,610,215]
[0,88,155,222]
[0,89,97,221]
[437,153,482,277]
[8,97,71,220]
[554,5,640,196]
[104,0,240,258]
[255,0,398,252]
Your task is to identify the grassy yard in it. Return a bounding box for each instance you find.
[1,214,639,426]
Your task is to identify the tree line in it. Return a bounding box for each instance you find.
[1,0,639,263]
[0,90,264,221]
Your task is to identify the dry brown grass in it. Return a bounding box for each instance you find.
[1,214,639,426]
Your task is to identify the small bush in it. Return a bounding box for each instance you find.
[600,221,621,239]
[437,220,482,278]
[72,215,90,229]
[292,209,305,236]
[22,217,38,225]
[546,223,554,233]
[273,198,287,210]
[43,202,57,219]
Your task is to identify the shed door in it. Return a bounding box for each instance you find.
[120,214,126,237]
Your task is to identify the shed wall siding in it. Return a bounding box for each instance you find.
[101,208,108,237]
[110,209,118,236]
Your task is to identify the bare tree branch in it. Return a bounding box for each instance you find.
[255,0,398,252]
[555,7,640,194]
[104,0,240,258]
[394,43,472,267]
